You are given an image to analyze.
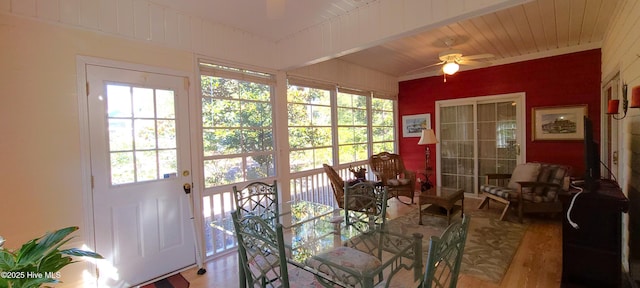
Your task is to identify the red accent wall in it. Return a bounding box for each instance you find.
[398,49,601,180]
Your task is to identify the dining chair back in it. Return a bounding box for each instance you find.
[343,181,388,231]
[231,211,291,288]
[421,214,470,288]
[233,181,279,226]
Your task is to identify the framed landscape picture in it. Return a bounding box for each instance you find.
[532,105,587,141]
[402,113,431,137]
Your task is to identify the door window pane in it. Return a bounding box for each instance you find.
[106,84,178,185]
[478,102,517,178]
[439,104,474,191]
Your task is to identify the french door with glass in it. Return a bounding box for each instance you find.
[436,93,525,197]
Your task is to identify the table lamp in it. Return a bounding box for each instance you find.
[418,129,438,191]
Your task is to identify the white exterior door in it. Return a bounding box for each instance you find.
[86,65,195,287]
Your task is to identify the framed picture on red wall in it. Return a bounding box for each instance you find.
[402,113,431,137]
[532,105,588,141]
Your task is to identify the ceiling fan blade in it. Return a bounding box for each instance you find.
[460,53,494,60]
[459,59,490,67]
[404,61,445,75]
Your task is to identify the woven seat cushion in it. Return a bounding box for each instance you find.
[387,178,411,186]
[480,163,541,202]
[247,249,279,272]
[480,184,514,200]
[306,246,382,286]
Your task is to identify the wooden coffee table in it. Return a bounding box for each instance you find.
[418,187,464,225]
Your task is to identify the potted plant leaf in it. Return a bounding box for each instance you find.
[0,226,102,288]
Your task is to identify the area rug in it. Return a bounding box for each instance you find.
[385,199,529,283]
[140,273,190,288]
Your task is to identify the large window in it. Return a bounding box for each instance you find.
[287,85,333,172]
[200,63,275,188]
[337,90,368,164]
[371,98,395,153]
[287,80,397,172]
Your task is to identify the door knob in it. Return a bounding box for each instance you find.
[183,183,191,194]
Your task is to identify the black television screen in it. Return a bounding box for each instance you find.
[583,116,600,192]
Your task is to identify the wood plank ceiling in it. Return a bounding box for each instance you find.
[339,0,618,79]
[147,0,618,79]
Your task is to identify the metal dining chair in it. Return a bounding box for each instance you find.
[232,210,327,288]
[233,181,279,226]
[343,181,388,232]
[421,214,471,288]
[231,211,291,288]
[232,181,281,287]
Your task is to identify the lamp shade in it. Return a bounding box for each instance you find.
[418,129,438,145]
[442,62,459,75]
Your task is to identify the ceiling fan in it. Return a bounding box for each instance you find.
[433,49,494,75]
[406,40,494,76]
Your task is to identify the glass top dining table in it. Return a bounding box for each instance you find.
[274,200,425,288]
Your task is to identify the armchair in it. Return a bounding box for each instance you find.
[323,164,346,209]
[478,162,571,222]
[369,152,417,204]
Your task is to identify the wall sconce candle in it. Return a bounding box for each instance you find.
[608,84,630,120]
[607,99,620,114]
[631,85,640,108]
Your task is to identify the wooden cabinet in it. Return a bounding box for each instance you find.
[561,179,629,287]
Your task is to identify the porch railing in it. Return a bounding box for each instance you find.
[202,162,371,258]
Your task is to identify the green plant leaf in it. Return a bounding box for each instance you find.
[60,248,103,259]
[21,277,57,288]
[38,253,71,274]
[2,226,102,287]
[0,249,16,270]
[16,227,77,267]
[14,239,39,267]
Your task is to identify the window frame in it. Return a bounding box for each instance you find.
[287,78,398,173]
[199,62,277,188]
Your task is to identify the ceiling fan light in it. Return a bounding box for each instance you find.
[442,62,459,75]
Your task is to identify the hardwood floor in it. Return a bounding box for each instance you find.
[182,195,563,288]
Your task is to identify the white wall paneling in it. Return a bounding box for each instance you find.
[36,0,60,21]
[601,0,640,274]
[79,0,99,29]
[149,2,165,43]
[117,0,135,37]
[11,0,36,17]
[133,0,151,41]
[98,0,117,34]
